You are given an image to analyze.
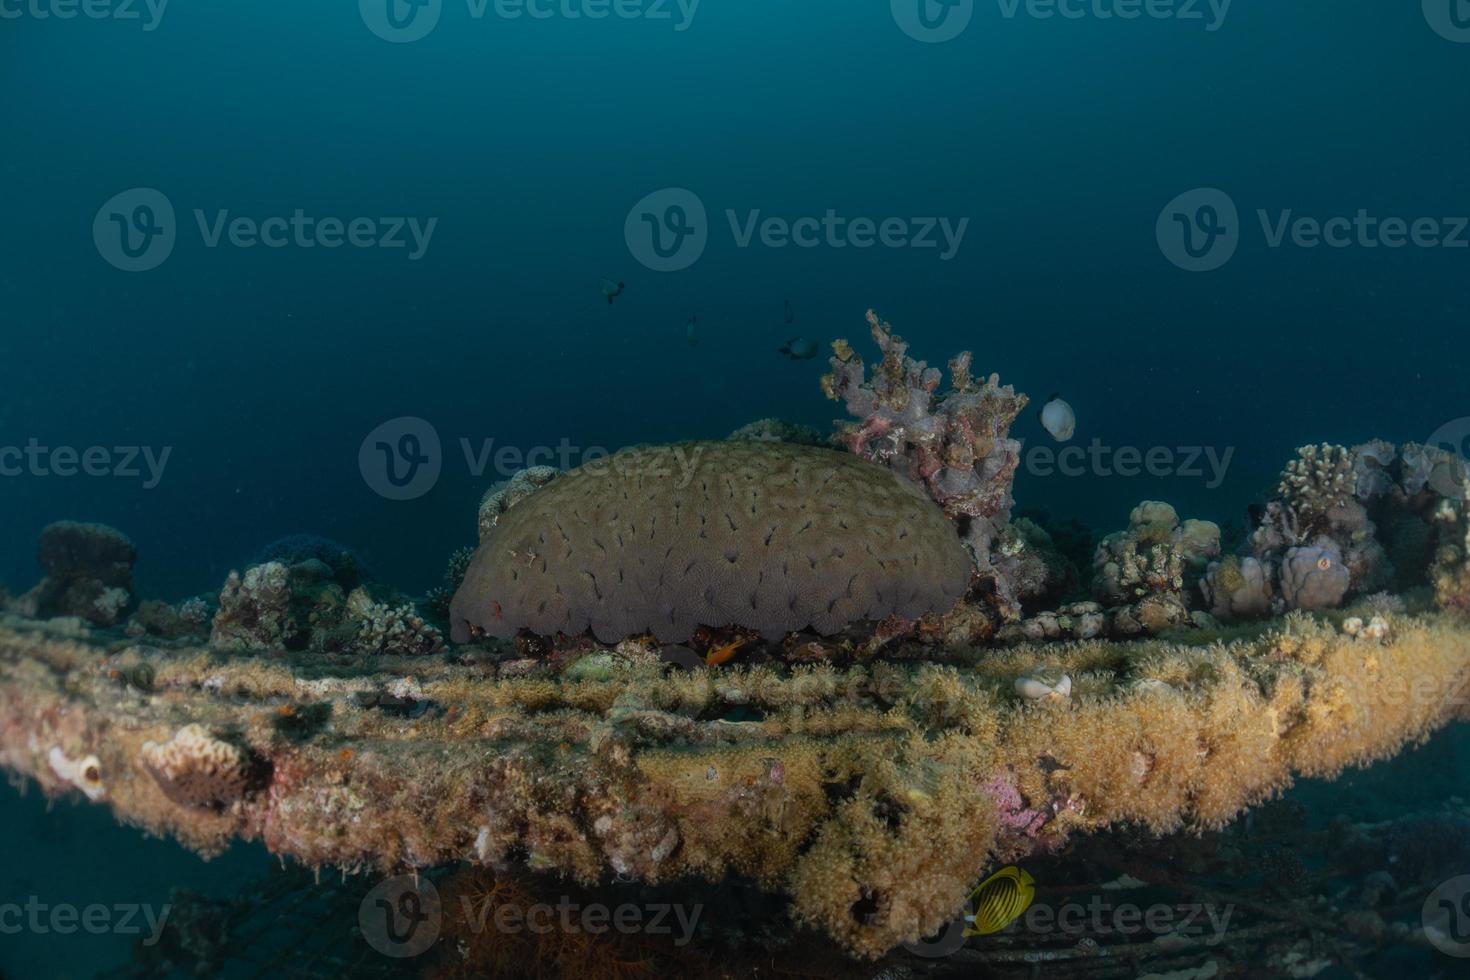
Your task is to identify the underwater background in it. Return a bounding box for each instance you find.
[3,1,1470,977]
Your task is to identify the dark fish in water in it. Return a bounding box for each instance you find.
[784,298,794,324]
[599,276,625,305]
[778,336,818,360]
[685,315,698,347]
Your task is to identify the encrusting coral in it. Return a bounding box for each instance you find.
[3,605,1468,959]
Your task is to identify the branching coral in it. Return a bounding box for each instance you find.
[823,310,1028,618]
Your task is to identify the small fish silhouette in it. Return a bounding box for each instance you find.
[778,336,818,360]
[599,276,625,305]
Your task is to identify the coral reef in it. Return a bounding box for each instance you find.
[254,534,371,589]
[3,601,1468,959]
[11,521,137,626]
[726,417,826,446]
[1090,503,1219,635]
[823,310,1028,618]
[211,559,442,656]
[1431,478,1470,614]
[1200,554,1274,620]
[1278,544,1350,611]
[141,724,266,811]
[1209,441,1468,621]
[995,518,1079,612]
[125,597,212,641]
[478,466,561,541]
[450,441,973,645]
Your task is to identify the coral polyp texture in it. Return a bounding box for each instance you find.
[449,441,974,644]
[2,609,1468,958]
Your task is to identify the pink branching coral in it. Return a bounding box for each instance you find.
[823,311,1029,615]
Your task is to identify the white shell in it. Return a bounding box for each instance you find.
[1041,398,1076,442]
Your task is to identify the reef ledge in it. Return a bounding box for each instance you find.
[2,607,1467,958]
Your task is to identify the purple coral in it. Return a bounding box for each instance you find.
[823,311,1028,613]
[984,774,1046,836]
[1279,545,1351,611]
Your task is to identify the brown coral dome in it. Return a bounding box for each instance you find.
[449,442,973,644]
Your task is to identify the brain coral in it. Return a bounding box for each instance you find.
[449,442,973,644]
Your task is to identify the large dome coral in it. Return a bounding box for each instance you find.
[449,441,973,643]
